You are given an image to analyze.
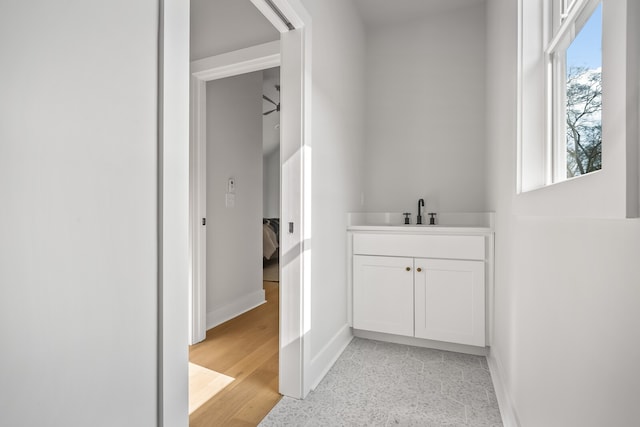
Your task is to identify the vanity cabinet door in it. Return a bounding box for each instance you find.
[353,255,414,337]
[414,259,485,346]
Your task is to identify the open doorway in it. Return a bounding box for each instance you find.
[188,65,282,424]
[184,0,312,423]
[262,67,281,284]
[158,0,310,423]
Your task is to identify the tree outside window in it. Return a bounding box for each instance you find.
[566,66,601,177]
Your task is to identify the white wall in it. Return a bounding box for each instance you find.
[0,1,159,426]
[299,0,367,370]
[486,1,640,426]
[363,3,487,215]
[190,0,279,61]
[206,72,265,328]
[263,147,280,218]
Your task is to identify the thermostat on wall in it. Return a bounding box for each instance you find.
[227,178,236,194]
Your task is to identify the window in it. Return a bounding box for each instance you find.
[547,0,602,182]
[517,0,639,218]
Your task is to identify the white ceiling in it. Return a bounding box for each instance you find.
[352,0,485,28]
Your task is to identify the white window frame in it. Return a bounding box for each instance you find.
[546,0,602,183]
[516,0,640,218]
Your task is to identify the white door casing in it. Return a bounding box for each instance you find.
[159,0,190,425]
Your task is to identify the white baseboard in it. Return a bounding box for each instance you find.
[309,324,353,390]
[353,329,488,356]
[206,289,266,330]
[487,350,521,427]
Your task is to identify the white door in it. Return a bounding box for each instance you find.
[414,258,485,347]
[278,26,309,398]
[353,255,414,337]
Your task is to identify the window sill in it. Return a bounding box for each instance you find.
[515,168,638,219]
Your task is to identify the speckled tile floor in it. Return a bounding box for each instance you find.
[260,337,503,427]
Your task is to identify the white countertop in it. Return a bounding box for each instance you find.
[347,224,492,234]
[347,212,494,234]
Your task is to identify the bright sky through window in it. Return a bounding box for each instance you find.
[566,4,602,69]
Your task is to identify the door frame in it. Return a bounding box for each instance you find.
[185,0,312,405]
[189,41,281,345]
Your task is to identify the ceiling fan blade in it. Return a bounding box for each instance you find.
[263,95,277,106]
[263,108,277,115]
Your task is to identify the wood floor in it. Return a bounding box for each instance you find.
[189,281,281,427]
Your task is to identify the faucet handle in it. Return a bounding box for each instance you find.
[402,212,411,224]
[427,213,437,225]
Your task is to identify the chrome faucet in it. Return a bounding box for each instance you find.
[417,198,425,225]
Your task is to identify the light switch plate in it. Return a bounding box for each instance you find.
[225,193,235,208]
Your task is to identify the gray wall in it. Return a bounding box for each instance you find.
[206,72,264,326]
[263,147,280,218]
[363,2,487,215]
[0,0,159,425]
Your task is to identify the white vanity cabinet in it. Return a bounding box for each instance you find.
[349,228,492,349]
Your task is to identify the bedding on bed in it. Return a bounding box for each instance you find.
[263,218,280,260]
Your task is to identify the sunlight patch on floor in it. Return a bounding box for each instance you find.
[189,362,235,415]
